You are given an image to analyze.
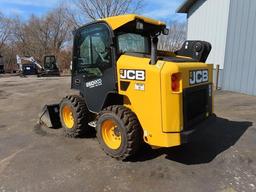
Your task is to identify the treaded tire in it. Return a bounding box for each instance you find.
[60,95,93,138]
[96,105,143,160]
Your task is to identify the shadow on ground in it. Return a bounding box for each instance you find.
[34,116,252,164]
[133,117,252,164]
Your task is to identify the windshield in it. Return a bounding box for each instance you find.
[117,33,150,54]
[44,56,56,70]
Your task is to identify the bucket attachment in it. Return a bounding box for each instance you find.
[39,104,62,129]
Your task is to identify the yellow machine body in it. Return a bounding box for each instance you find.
[117,55,213,148]
[40,14,214,160]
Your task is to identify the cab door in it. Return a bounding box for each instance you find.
[72,22,116,113]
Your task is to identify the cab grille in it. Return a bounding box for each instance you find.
[183,84,212,131]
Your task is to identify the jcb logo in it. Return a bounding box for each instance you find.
[120,69,145,81]
[189,70,208,85]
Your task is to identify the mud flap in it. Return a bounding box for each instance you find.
[39,104,62,129]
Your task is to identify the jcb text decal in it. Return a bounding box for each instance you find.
[120,69,145,81]
[189,70,208,85]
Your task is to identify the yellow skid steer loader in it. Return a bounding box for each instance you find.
[39,14,215,160]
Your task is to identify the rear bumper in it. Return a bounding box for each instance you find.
[180,114,216,144]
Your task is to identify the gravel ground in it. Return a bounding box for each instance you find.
[0,76,255,192]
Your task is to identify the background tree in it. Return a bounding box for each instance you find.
[0,12,12,52]
[10,6,73,71]
[158,21,187,52]
[73,0,144,22]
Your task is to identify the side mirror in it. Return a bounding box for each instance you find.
[162,28,169,35]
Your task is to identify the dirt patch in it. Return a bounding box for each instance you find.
[34,123,63,137]
[0,90,11,99]
[1,76,256,192]
[0,124,6,129]
[0,83,25,88]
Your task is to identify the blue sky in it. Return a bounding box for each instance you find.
[0,0,187,22]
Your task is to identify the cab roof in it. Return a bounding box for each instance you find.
[100,14,166,30]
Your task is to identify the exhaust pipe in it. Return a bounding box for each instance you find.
[150,36,158,65]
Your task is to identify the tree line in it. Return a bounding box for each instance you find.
[0,0,186,72]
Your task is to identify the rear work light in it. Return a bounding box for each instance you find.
[171,73,181,92]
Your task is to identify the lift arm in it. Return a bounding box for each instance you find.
[16,55,43,70]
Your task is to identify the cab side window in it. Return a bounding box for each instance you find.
[117,33,150,54]
[75,24,111,78]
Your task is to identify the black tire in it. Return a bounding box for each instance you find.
[96,105,143,160]
[60,95,93,138]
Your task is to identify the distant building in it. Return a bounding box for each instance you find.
[177,0,256,96]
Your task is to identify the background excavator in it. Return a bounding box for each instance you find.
[16,55,60,77]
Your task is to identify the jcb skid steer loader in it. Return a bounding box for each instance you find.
[40,14,215,160]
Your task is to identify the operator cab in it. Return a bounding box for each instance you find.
[44,55,58,70]
[71,15,169,112]
[114,19,168,64]
[39,55,60,77]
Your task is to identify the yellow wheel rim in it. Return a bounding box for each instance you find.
[101,119,121,150]
[62,105,74,129]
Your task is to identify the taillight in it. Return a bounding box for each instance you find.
[171,73,181,92]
